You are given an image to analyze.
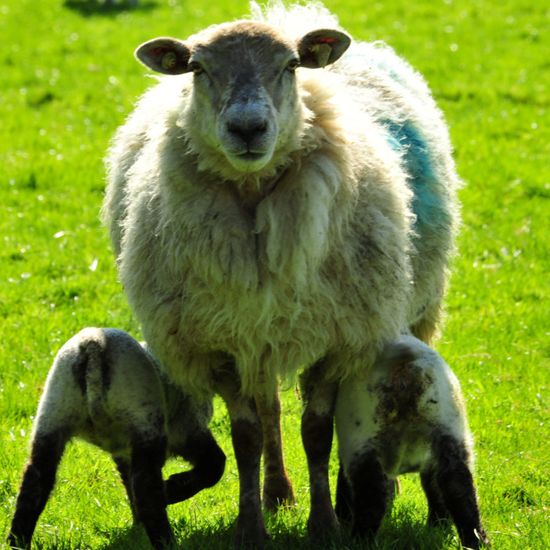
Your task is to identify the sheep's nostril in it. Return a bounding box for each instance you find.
[227,119,268,146]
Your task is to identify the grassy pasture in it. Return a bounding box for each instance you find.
[0,0,548,548]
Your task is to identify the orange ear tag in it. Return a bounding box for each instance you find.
[162,52,177,70]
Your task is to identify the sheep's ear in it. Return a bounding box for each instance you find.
[135,37,191,75]
[297,29,351,69]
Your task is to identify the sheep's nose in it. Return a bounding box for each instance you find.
[227,119,268,147]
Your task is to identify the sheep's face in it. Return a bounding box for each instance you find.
[136,22,350,178]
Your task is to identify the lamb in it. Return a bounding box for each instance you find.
[335,335,490,549]
[7,328,225,550]
[102,2,460,543]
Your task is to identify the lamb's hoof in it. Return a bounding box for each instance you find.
[462,528,491,550]
[7,532,29,550]
[307,508,340,539]
[234,516,270,548]
[263,475,295,512]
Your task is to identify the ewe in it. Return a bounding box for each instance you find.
[335,335,490,548]
[103,2,460,543]
[8,328,225,549]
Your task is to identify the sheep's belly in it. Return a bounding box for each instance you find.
[178,278,374,382]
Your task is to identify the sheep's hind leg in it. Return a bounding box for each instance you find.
[255,387,295,511]
[300,363,339,538]
[214,363,268,547]
[410,301,442,345]
[129,436,174,549]
[432,432,490,549]
[164,429,226,504]
[8,429,68,549]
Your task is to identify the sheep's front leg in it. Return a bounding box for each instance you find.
[214,365,268,547]
[432,432,490,549]
[255,388,295,511]
[300,364,339,538]
[130,436,174,549]
[8,430,68,549]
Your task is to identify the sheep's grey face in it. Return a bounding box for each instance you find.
[188,26,301,174]
[135,23,351,176]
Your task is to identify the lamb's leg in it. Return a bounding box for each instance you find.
[335,463,353,525]
[164,429,226,504]
[420,467,450,526]
[113,456,139,522]
[432,432,490,549]
[8,430,68,549]
[300,363,339,538]
[345,448,389,539]
[129,436,174,549]
[214,363,268,547]
[255,387,295,511]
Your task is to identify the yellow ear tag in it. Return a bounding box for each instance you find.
[311,43,331,67]
[161,52,177,70]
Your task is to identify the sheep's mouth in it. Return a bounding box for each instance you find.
[223,147,274,173]
[237,151,267,162]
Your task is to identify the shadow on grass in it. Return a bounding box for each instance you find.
[98,513,455,550]
[63,0,158,17]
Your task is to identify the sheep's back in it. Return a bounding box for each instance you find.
[332,41,460,326]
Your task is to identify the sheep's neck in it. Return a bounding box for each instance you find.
[228,165,288,215]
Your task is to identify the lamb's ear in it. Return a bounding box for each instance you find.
[297,29,351,69]
[135,37,191,75]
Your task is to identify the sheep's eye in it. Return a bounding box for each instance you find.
[286,59,300,72]
[189,62,204,76]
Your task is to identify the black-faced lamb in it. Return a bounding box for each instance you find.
[7,328,225,550]
[335,335,490,549]
[102,2,461,542]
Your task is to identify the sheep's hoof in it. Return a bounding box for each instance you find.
[263,475,295,512]
[307,507,340,539]
[234,516,270,548]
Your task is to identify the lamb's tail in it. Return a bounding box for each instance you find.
[77,328,111,428]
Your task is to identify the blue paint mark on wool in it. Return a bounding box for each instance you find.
[384,120,448,232]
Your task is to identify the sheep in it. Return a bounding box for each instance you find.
[7,328,225,550]
[335,335,490,549]
[101,1,460,543]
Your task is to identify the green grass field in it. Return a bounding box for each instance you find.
[1,0,548,548]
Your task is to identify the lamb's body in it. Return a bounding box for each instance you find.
[335,335,489,548]
[8,328,225,549]
[102,2,459,542]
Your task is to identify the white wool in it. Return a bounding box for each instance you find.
[249,1,342,38]
[103,3,460,398]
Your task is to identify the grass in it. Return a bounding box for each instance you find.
[0,0,548,548]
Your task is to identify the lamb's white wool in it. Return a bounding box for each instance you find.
[32,328,213,451]
[334,335,489,548]
[335,335,472,474]
[103,1,459,400]
[8,328,225,550]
